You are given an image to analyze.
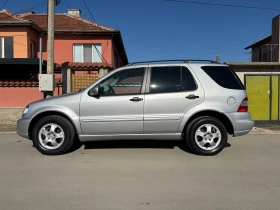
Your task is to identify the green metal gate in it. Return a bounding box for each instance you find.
[245,75,280,122]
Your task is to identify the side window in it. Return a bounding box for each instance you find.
[99,68,145,96]
[201,66,244,90]
[150,66,196,93]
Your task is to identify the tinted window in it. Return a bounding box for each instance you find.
[150,66,196,93]
[99,68,145,96]
[201,66,244,90]
[4,37,13,58]
[182,67,197,91]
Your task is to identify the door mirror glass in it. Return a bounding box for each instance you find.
[88,85,99,97]
[79,88,85,92]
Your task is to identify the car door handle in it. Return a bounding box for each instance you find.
[186,94,199,100]
[130,97,143,102]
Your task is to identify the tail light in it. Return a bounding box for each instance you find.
[237,97,248,112]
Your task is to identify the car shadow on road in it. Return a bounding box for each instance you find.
[83,140,195,154]
[67,139,231,155]
[82,141,231,154]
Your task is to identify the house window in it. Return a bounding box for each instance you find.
[73,44,102,62]
[114,51,119,67]
[0,37,14,58]
[263,53,267,62]
[30,42,34,58]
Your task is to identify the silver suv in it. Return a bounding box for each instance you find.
[17,60,254,156]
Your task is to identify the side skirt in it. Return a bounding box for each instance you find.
[78,133,182,142]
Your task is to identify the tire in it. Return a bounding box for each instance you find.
[186,117,227,156]
[31,115,76,155]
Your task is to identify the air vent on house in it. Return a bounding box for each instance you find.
[67,9,81,17]
[26,10,35,14]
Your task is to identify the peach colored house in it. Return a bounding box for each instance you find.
[0,9,128,107]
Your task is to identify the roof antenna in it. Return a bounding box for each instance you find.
[216,55,220,63]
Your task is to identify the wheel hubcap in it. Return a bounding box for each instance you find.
[195,124,221,151]
[38,123,65,150]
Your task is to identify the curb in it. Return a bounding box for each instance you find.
[248,127,280,135]
[0,131,17,134]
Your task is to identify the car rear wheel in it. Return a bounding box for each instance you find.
[186,117,227,156]
[31,115,76,155]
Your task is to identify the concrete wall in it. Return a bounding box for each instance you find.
[236,71,280,84]
[0,108,23,131]
[0,86,61,107]
[227,62,280,84]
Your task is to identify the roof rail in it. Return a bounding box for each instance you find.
[126,59,220,66]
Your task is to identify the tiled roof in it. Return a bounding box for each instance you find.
[59,62,113,69]
[0,10,116,32]
[0,10,28,22]
[0,78,62,87]
[20,13,116,32]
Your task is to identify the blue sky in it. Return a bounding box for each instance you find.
[4,0,280,62]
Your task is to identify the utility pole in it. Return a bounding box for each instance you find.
[266,44,278,62]
[39,0,60,97]
[46,0,55,97]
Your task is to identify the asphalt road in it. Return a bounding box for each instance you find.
[0,134,280,210]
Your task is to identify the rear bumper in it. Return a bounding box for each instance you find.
[224,112,254,137]
[17,118,31,139]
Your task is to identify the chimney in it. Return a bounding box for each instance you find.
[272,15,280,62]
[67,9,81,17]
[26,10,35,15]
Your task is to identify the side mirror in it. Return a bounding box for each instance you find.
[79,88,85,92]
[88,86,99,97]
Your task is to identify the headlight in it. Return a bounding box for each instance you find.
[22,106,29,116]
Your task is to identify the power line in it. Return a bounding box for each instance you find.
[0,0,9,10]
[82,0,96,22]
[81,0,109,64]
[165,0,280,11]
[15,1,47,14]
[64,0,71,8]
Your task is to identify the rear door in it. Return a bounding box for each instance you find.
[143,65,204,134]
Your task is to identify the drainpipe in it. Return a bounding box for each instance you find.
[39,33,43,74]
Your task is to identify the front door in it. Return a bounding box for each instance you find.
[80,67,147,135]
[144,65,204,134]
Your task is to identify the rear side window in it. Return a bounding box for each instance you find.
[201,66,244,90]
[150,66,197,93]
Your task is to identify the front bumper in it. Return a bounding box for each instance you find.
[17,118,31,139]
[224,112,254,137]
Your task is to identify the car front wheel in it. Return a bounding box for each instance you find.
[31,115,76,155]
